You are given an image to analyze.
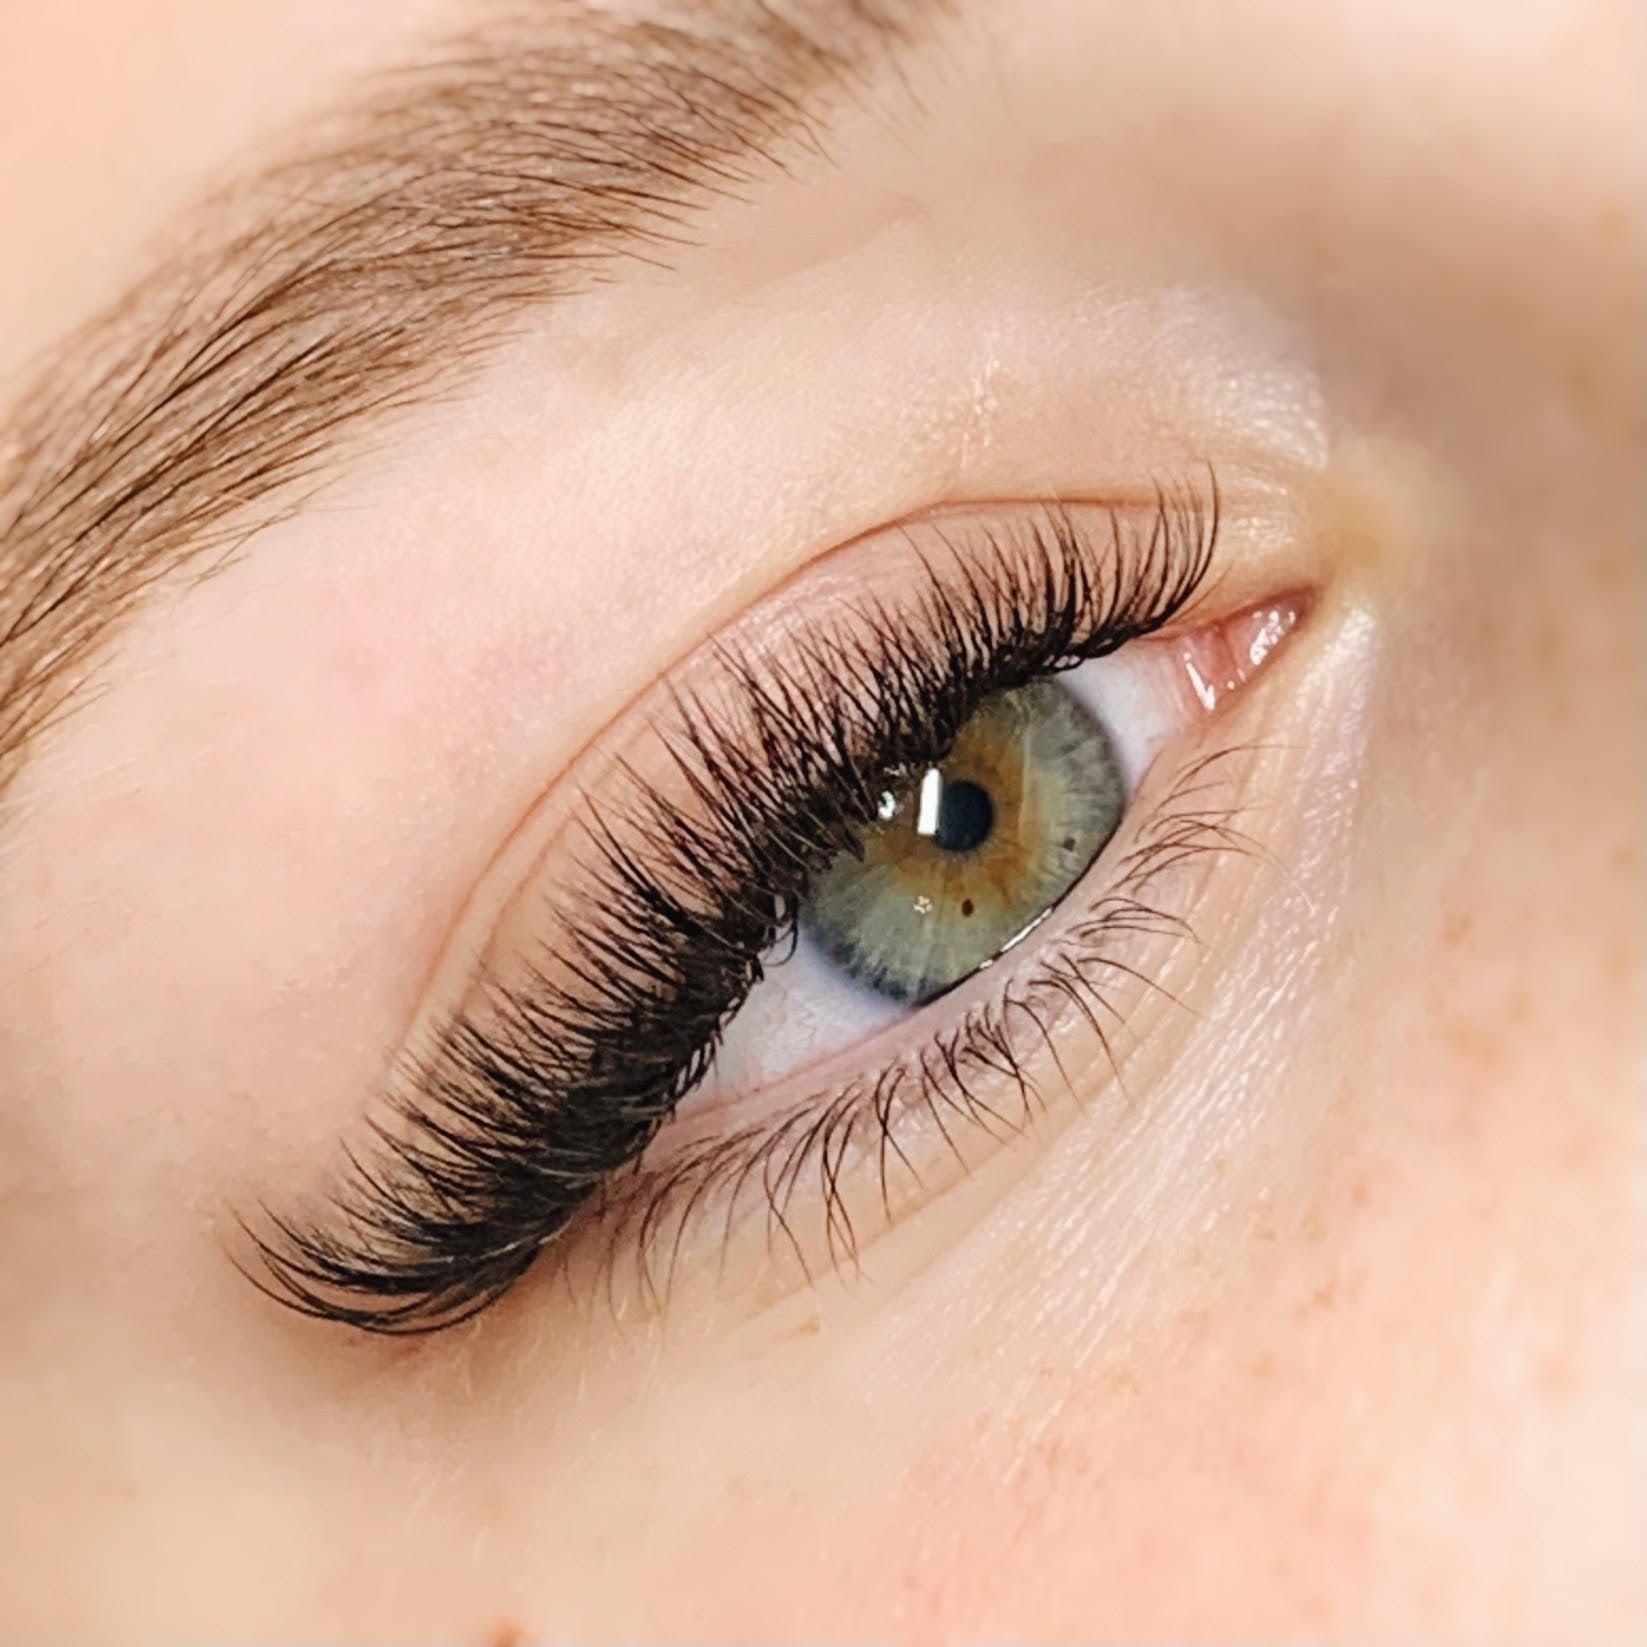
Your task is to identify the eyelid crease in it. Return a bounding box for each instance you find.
[392,478,1313,1050]
[241,485,1225,1334]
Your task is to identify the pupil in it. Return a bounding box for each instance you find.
[930,776,994,854]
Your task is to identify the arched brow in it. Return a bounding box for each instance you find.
[0,0,947,796]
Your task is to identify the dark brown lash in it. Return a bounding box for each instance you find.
[239,482,1220,1333]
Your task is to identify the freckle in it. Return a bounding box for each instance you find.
[1247,1350,1278,1383]
[1594,200,1632,249]
[1299,1201,1327,1243]
[1442,908,1474,950]
[1254,1221,1278,1243]
[1097,1361,1143,1399]
[1034,1432,1093,1478]
[1534,1348,1578,1402]
[1303,1280,1338,1315]
[1174,1305,1213,1346]
[1441,1016,1502,1076]
[1348,1175,1371,1210]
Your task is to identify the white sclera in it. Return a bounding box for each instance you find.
[695,932,904,1112]
[1061,643,1188,789]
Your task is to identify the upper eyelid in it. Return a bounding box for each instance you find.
[435,469,1319,961]
[413,494,1223,1027]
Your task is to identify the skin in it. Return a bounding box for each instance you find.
[0,0,1640,1640]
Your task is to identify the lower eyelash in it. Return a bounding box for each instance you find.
[566,740,1268,1313]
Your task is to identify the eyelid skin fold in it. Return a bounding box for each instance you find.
[241,479,1307,1334]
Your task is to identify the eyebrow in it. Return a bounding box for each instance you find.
[0,0,939,795]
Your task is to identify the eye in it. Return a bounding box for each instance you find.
[246,487,1312,1333]
[690,606,1280,1113]
[802,677,1124,1007]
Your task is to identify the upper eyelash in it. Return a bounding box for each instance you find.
[242,481,1219,1333]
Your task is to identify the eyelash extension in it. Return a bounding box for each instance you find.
[244,481,1220,1333]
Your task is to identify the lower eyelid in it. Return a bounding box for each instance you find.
[587,721,1280,1298]
[585,591,1325,1314]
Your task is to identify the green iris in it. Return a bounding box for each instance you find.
[802,676,1125,1005]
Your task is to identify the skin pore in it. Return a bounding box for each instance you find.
[0,0,1640,1639]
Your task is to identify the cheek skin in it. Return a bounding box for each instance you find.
[595,453,1640,1645]
[849,1088,1626,1642]
[818,501,1642,1643]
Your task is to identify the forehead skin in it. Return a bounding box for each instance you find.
[0,0,1641,1641]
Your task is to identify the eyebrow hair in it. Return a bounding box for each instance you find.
[0,0,940,796]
